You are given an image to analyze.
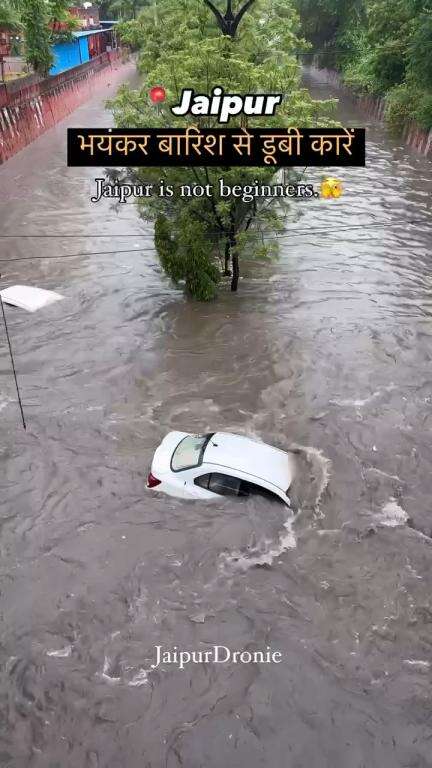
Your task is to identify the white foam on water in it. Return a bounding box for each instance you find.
[317,529,341,536]
[377,498,408,527]
[99,661,150,687]
[100,656,122,684]
[366,467,402,482]
[221,517,297,572]
[288,443,331,516]
[405,559,422,579]
[403,659,430,670]
[219,442,331,573]
[46,645,72,658]
[329,383,397,409]
[128,669,149,687]
[302,445,330,507]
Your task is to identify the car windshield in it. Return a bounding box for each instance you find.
[171,434,212,471]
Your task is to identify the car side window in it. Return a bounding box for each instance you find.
[194,474,282,502]
[194,473,211,490]
[208,473,241,496]
[239,479,283,504]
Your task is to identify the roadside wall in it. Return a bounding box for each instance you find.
[308,65,432,158]
[0,50,131,165]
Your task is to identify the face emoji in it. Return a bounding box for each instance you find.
[321,177,343,198]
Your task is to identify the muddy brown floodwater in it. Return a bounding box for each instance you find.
[1,65,432,768]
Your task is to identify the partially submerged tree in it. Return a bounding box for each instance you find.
[111,0,334,298]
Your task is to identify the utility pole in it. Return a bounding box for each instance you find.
[0,295,26,430]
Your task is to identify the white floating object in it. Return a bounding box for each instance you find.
[0,285,64,313]
[46,645,72,658]
[378,498,408,527]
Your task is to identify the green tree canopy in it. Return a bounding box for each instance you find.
[2,0,80,75]
[111,0,334,299]
[20,0,53,76]
[0,0,21,29]
[91,0,151,21]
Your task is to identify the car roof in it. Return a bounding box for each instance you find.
[203,432,293,493]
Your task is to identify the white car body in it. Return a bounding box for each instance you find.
[147,431,295,506]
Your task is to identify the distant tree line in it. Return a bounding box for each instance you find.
[296,0,432,131]
[92,0,151,21]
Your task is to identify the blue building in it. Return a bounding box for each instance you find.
[50,28,115,76]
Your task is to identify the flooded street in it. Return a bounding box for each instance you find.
[1,66,432,767]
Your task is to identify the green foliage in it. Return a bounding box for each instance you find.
[50,0,80,42]
[388,80,432,131]
[111,0,335,299]
[413,92,432,131]
[96,0,150,21]
[2,0,79,72]
[296,0,432,130]
[21,0,53,76]
[154,213,219,299]
[407,12,432,90]
[368,43,406,93]
[0,0,21,29]
[384,83,417,131]
[296,0,364,61]
[154,214,178,276]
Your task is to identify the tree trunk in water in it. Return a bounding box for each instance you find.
[230,235,239,292]
[224,240,231,275]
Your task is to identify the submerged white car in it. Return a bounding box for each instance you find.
[147,432,295,506]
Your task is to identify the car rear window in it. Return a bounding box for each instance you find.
[171,434,213,471]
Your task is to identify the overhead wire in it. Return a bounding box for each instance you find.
[0,219,429,264]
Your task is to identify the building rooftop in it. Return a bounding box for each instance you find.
[72,28,113,38]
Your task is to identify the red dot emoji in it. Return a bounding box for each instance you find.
[149,86,166,104]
